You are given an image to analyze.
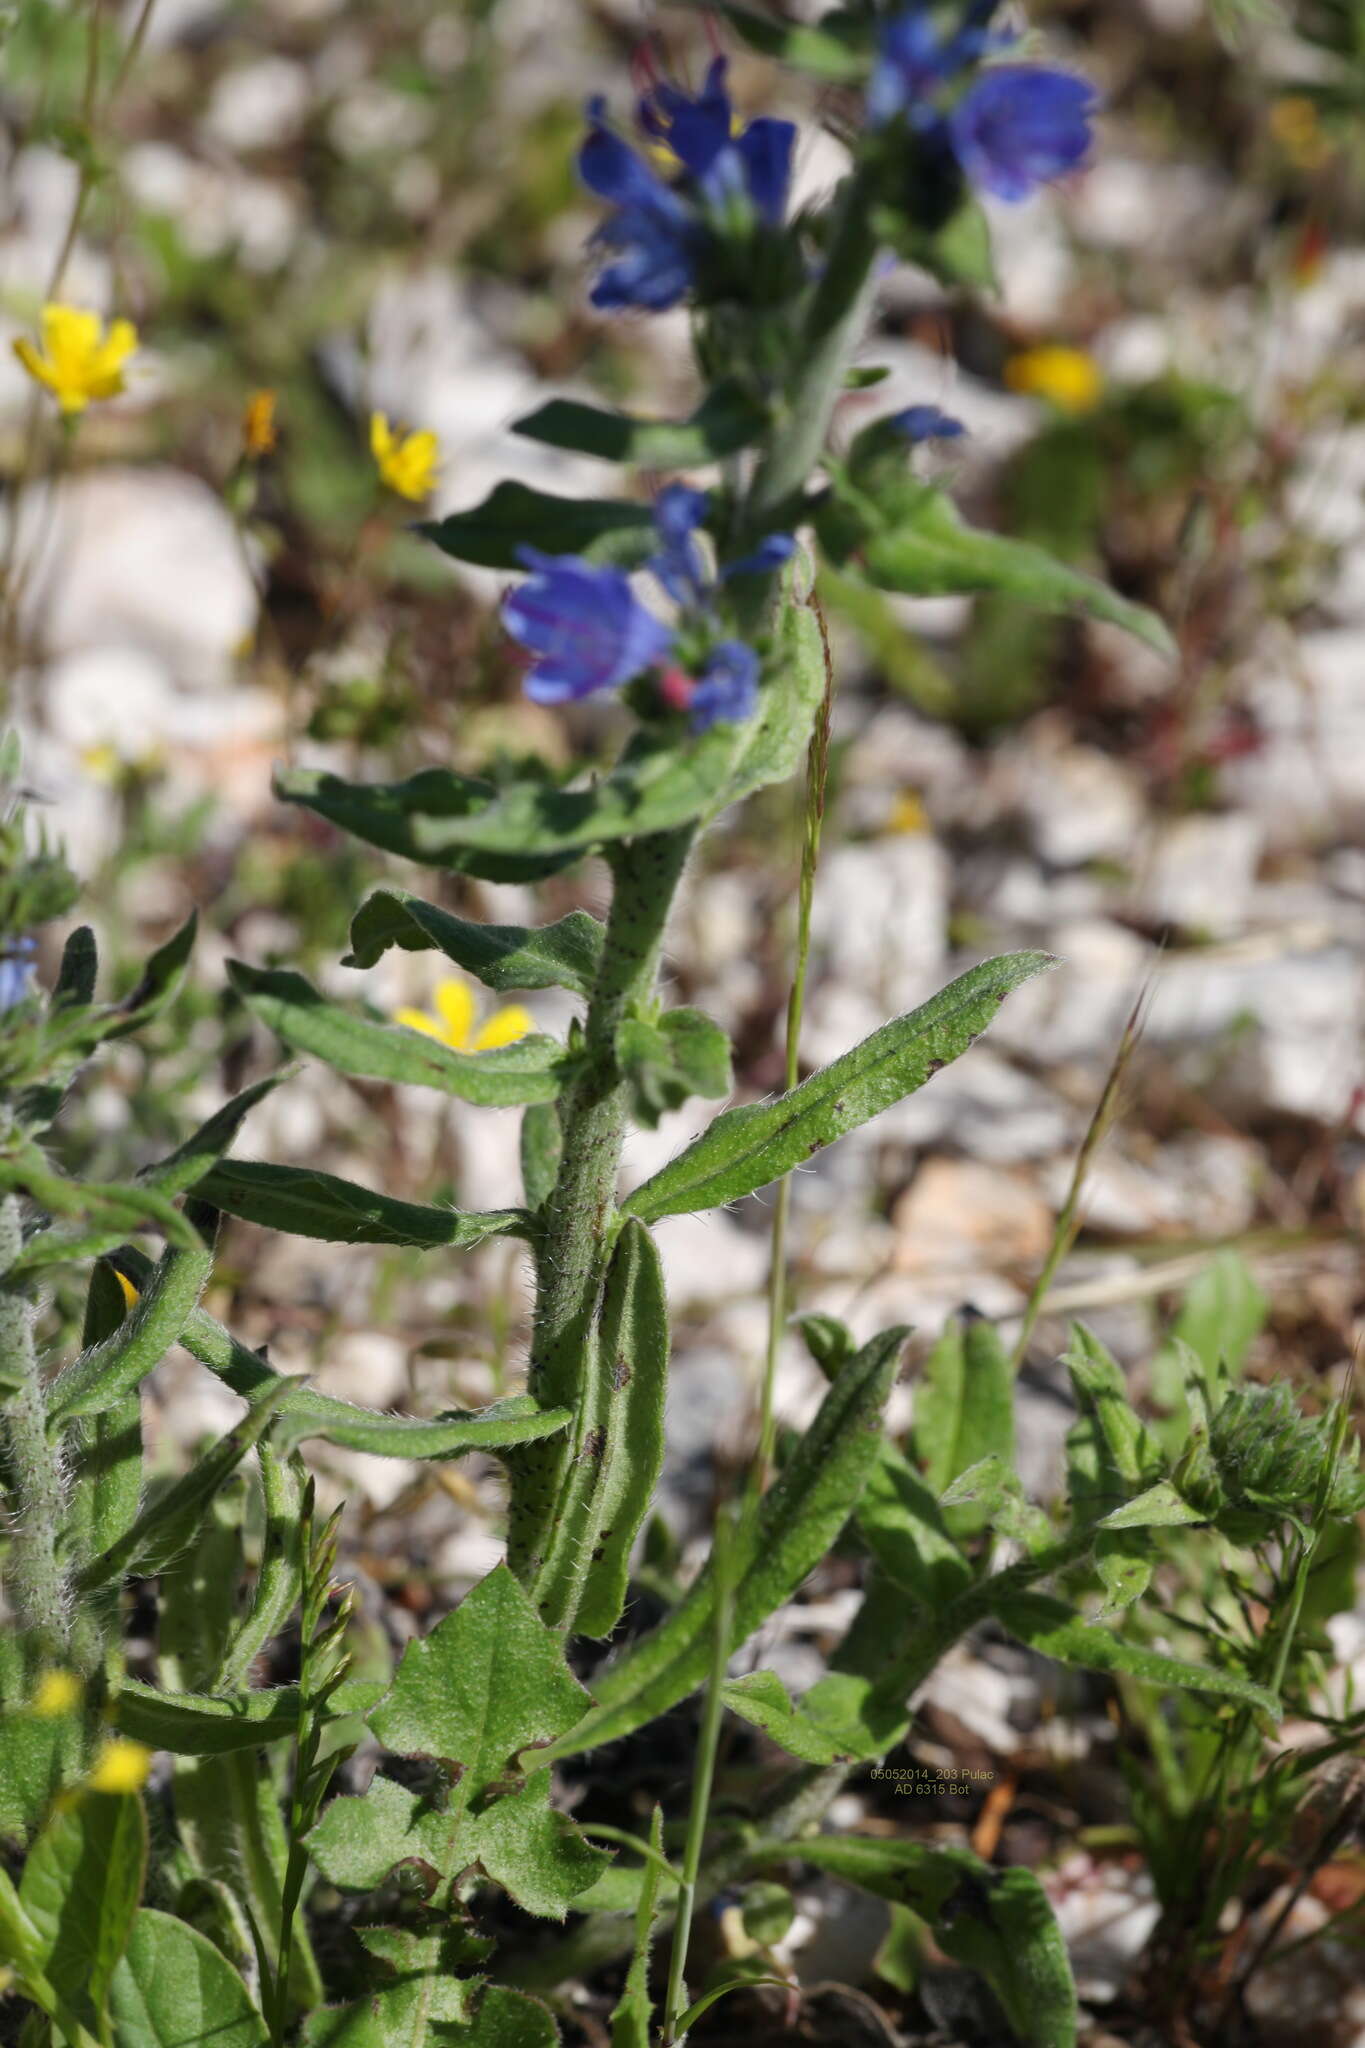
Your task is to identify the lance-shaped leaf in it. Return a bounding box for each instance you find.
[530,1219,670,1637]
[308,1565,608,1918]
[109,1910,268,2048]
[717,591,826,811]
[719,1671,862,1765]
[75,1380,292,1591]
[346,891,605,996]
[274,764,580,884]
[228,962,564,1105]
[623,953,1053,1224]
[993,1592,1280,1714]
[195,1160,531,1250]
[46,912,198,1059]
[417,480,656,569]
[1097,1480,1206,1532]
[49,1237,213,1425]
[827,482,1175,658]
[525,1328,904,1768]
[110,1677,382,1755]
[20,1782,148,2032]
[2,1163,202,1283]
[512,381,767,466]
[140,1076,285,1199]
[775,1837,1077,2048]
[913,1316,1015,1537]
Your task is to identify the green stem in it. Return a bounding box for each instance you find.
[511,825,695,1609]
[0,1197,70,1657]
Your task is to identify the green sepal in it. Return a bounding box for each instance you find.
[227,961,564,1105]
[346,890,605,996]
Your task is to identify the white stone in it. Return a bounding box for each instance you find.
[1139,812,1264,936]
[808,833,949,1022]
[203,57,312,152]
[1015,734,1145,869]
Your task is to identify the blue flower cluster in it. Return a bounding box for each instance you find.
[870,5,1096,203]
[502,489,794,733]
[0,936,36,1013]
[579,58,795,312]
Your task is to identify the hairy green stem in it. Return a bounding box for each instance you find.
[0,1197,70,1658]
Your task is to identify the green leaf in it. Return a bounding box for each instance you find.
[302,1925,559,2048]
[832,484,1175,659]
[54,924,98,1007]
[140,1076,285,1199]
[610,1808,666,2048]
[939,1456,1053,1551]
[526,1329,904,1768]
[49,1238,213,1426]
[783,1838,1076,2048]
[717,592,826,810]
[109,1677,381,1755]
[1151,1251,1267,1443]
[530,1219,670,1636]
[623,953,1053,1223]
[512,382,766,466]
[346,892,605,995]
[309,1565,607,1920]
[996,1593,1280,1714]
[1064,1323,1162,1527]
[417,481,655,569]
[719,1671,861,1765]
[1097,1480,1207,1532]
[619,1008,732,1130]
[913,1316,1014,1536]
[20,1789,147,2026]
[520,1102,562,1211]
[855,1444,973,1610]
[74,1380,292,1591]
[274,765,581,884]
[228,961,564,1105]
[108,1909,268,2048]
[680,0,869,78]
[195,1160,531,1249]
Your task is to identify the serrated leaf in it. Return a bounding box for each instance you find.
[623,953,1053,1223]
[195,1160,531,1249]
[417,481,655,569]
[346,891,605,995]
[274,765,580,884]
[530,1220,670,1636]
[20,1789,147,2027]
[833,484,1175,658]
[526,1329,903,1768]
[228,962,564,1106]
[913,1316,1014,1536]
[512,382,766,466]
[719,1671,860,1765]
[309,1566,607,1919]
[784,1838,1076,2048]
[108,1909,268,2048]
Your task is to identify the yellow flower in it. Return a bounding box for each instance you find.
[1005,345,1103,416]
[88,1738,151,1794]
[13,303,139,415]
[1269,95,1331,173]
[394,977,533,1054]
[243,388,278,456]
[886,790,928,836]
[30,1669,82,1717]
[114,1269,140,1313]
[370,411,440,502]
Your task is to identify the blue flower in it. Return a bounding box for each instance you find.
[947,67,1097,202]
[890,404,966,441]
[503,549,674,705]
[869,4,1005,126]
[579,104,702,311]
[0,936,36,1013]
[639,58,796,228]
[650,483,712,604]
[689,641,760,732]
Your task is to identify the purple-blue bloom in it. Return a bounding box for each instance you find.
[689,640,760,732]
[638,58,796,228]
[869,7,999,124]
[948,67,1097,202]
[504,548,674,705]
[0,936,37,1013]
[580,104,701,311]
[721,533,798,579]
[891,405,966,442]
[651,483,712,604]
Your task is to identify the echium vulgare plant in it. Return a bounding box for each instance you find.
[4,10,1360,2048]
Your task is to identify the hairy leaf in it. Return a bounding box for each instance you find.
[623,953,1053,1223]
[275,765,580,884]
[512,382,766,466]
[913,1316,1014,1536]
[719,1671,861,1765]
[20,1787,147,2028]
[346,891,605,995]
[196,1160,531,1249]
[996,1594,1280,1714]
[49,1238,213,1425]
[108,1909,268,2048]
[417,481,655,569]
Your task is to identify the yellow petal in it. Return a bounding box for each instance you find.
[434,978,477,1049]
[114,1270,140,1312]
[13,336,60,398]
[30,1669,82,1717]
[1004,345,1103,416]
[88,1738,151,1794]
[394,1005,442,1039]
[473,1004,534,1052]
[370,411,395,461]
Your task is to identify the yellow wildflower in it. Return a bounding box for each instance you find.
[243,388,278,457]
[886,790,928,835]
[88,1738,151,1794]
[370,412,440,502]
[30,1669,82,1717]
[13,303,139,415]
[1269,96,1331,174]
[114,1269,140,1313]
[395,977,533,1054]
[1005,345,1103,416]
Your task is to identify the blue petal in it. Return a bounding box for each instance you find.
[579,111,670,209]
[689,640,760,731]
[736,118,796,226]
[948,67,1097,202]
[889,405,966,442]
[721,533,797,580]
[645,57,734,179]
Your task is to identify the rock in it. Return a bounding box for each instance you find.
[1224,630,1365,843]
[203,57,313,152]
[892,1157,1053,1274]
[1013,727,1146,869]
[808,833,949,1021]
[17,468,259,688]
[1138,812,1264,937]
